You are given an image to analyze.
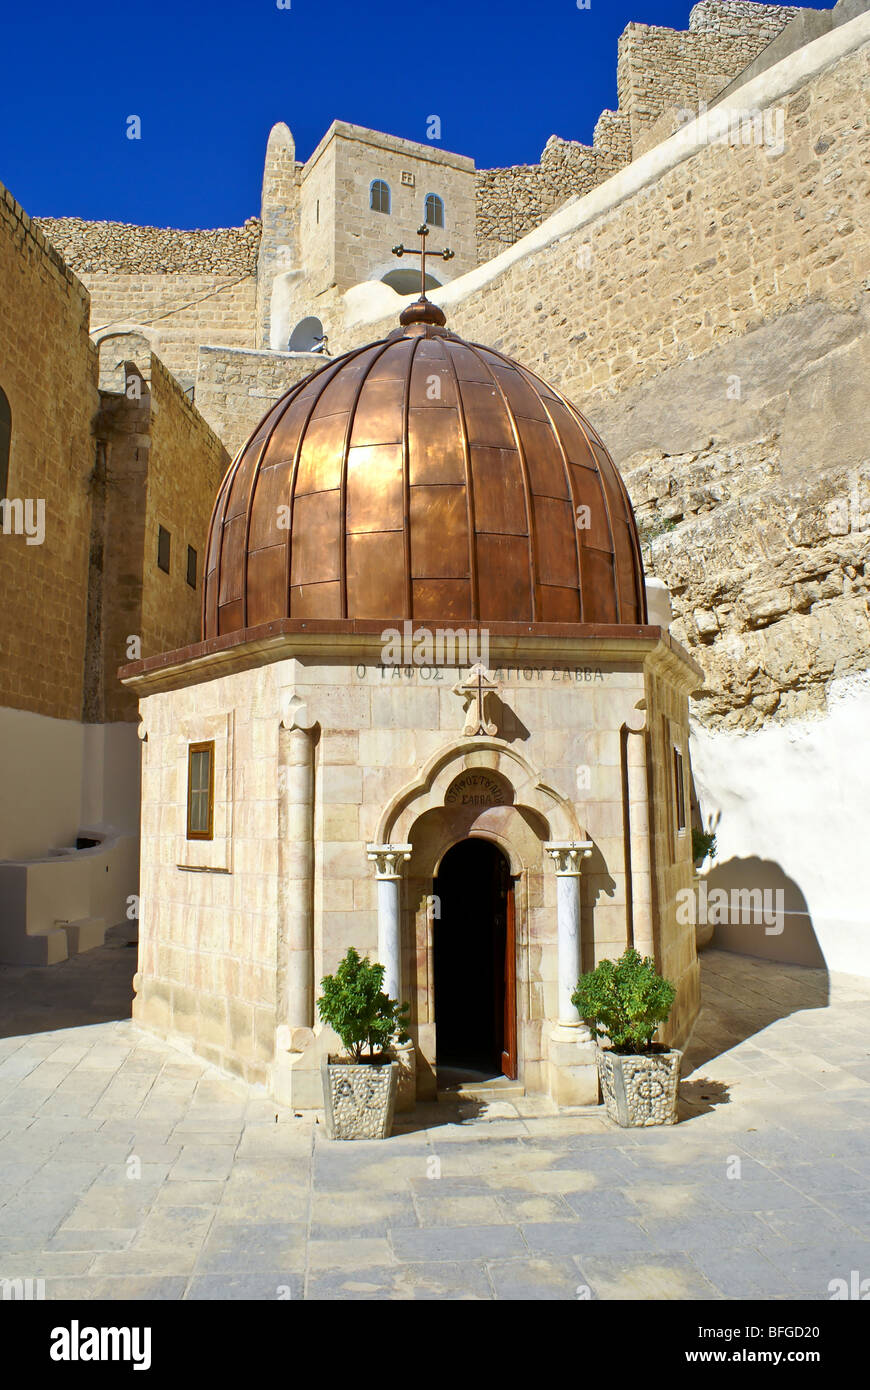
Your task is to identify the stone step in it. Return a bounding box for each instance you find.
[4,926,70,966]
[438,1080,526,1101]
[63,918,107,954]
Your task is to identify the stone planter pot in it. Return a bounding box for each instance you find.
[390,1040,416,1113]
[321,1056,399,1140]
[596,1046,682,1127]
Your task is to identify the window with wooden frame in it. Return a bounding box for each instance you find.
[370,178,391,213]
[187,741,214,840]
[424,192,445,227]
[673,745,687,834]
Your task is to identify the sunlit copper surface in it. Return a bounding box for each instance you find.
[203,316,647,639]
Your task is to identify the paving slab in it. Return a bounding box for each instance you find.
[0,942,867,1299]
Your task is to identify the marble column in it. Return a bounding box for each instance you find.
[545,841,594,1027]
[278,692,317,1039]
[366,844,412,1000]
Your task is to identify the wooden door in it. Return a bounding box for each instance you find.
[501,876,517,1079]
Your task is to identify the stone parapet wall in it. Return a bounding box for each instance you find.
[476,134,625,266]
[688,0,799,37]
[35,216,261,275]
[618,3,800,146]
[475,0,803,259]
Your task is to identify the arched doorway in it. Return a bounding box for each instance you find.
[433,839,517,1080]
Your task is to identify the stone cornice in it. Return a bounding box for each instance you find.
[303,121,475,181]
[119,620,703,698]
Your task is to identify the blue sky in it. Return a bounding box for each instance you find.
[0,0,829,228]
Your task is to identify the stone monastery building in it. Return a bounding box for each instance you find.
[0,1,868,1101]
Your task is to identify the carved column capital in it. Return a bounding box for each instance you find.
[280,689,316,733]
[545,841,593,876]
[366,843,413,879]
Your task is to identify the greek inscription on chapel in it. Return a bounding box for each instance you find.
[444,772,507,809]
[359,665,605,682]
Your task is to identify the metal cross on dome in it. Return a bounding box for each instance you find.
[392,224,454,300]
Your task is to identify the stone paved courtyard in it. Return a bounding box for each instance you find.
[1,936,869,1300]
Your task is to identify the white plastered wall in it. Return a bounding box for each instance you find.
[690,672,870,977]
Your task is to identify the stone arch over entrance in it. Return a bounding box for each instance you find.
[374,739,584,1098]
[375,738,581,847]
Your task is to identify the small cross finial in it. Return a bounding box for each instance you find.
[392,224,455,301]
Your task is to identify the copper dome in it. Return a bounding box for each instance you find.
[203,312,646,638]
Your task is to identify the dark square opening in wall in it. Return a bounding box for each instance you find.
[157,525,171,574]
[187,545,197,589]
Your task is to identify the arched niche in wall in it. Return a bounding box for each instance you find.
[288,316,325,352]
[95,329,153,394]
[380,268,442,296]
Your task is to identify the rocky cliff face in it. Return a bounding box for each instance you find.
[607,298,870,732]
[631,444,869,731]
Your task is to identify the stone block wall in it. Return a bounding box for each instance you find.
[34,217,260,275]
[90,377,151,726]
[646,653,701,1048]
[295,131,336,306]
[0,180,98,723]
[476,0,804,260]
[329,125,478,293]
[83,271,258,388]
[135,664,282,1087]
[141,357,230,663]
[194,345,323,456]
[88,356,229,724]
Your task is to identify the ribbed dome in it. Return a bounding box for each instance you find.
[203,314,646,638]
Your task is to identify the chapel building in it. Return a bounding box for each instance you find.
[123,292,703,1108]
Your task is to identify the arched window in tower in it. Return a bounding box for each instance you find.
[0,387,10,501]
[370,179,391,214]
[424,193,444,228]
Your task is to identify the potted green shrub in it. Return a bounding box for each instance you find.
[692,827,717,870]
[691,828,717,949]
[317,947,410,1140]
[572,947,681,1127]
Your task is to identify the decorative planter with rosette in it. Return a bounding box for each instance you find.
[596,1046,682,1127]
[321,1057,399,1140]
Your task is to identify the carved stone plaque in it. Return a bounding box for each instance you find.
[444,771,507,809]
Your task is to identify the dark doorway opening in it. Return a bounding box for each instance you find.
[433,839,516,1080]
